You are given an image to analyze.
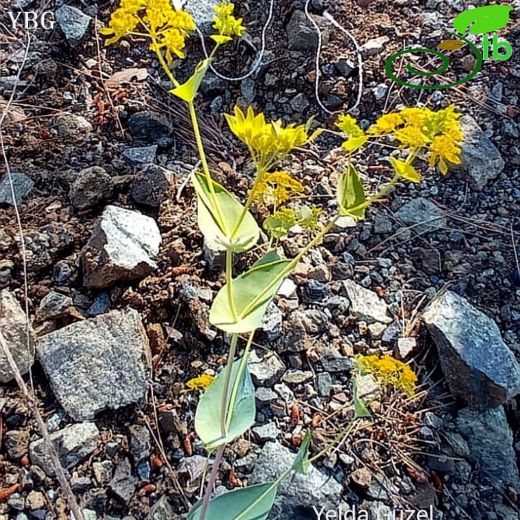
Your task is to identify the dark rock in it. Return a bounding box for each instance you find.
[36,291,73,321]
[69,166,113,211]
[121,145,157,167]
[4,430,30,459]
[0,171,34,206]
[130,164,174,208]
[109,458,137,504]
[128,111,174,147]
[395,198,447,234]
[286,10,327,51]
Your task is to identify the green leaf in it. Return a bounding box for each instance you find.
[170,58,212,103]
[453,5,513,35]
[337,166,367,220]
[192,172,259,252]
[195,358,255,450]
[291,430,312,475]
[209,253,292,333]
[187,482,278,520]
[353,377,371,419]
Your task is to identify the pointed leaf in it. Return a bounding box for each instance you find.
[171,58,212,102]
[436,39,466,51]
[209,253,292,333]
[337,166,366,220]
[188,482,278,520]
[192,172,259,252]
[453,5,513,35]
[195,358,255,450]
[353,377,372,419]
[291,430,312,475]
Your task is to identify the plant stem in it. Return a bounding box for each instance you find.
[199,444,225,520]
[226,331,255,431]
[226,248,238,321]
[219,334,238,438]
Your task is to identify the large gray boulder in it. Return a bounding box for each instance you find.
[423,291,520,408]
[0,290,35,383]
[459,115,505,190]
[37,309,151,420]
[30,422,99,476]
[456,407,519,490]
[82,205,162,288]
[249,441,344,519]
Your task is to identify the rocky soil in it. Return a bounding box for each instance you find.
[1,0,520,519]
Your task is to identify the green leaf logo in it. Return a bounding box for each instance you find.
[453,5,513,35]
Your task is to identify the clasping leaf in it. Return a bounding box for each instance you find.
[337,166,367,220]
[171,58,212,103]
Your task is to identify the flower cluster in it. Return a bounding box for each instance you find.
[101,0,196,63]
[252,171,304,206]
[337,106,463,179]
[263,206,322,239]
[186,374,215,391]
[355,355,418,397]
[225,106,319,169]
[212,2,246,44]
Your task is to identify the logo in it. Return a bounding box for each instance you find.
[7,11,56,30]
[385,4,513,89]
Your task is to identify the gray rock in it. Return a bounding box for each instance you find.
[396,337,417,359]
[286,10,327,51]
[149,496,178,520]
[30,422,99,476]
[252,422,280,441]
[344,280,391,324]
[248,349,285,387]
[69,166,114,211]
[184,0,219,26]
[82,205,162,288]
[316,372,333,397]
[109,458,137,504]
[37,309,151,420]
[361,36,390,56]
[122,145,157,167]
[260,302,283,340]
[129,424,151,462]
[373,213,393,234]
[4,430,30,459]
[128,111,174,147]
[395,197,447,234]
[0,290,35,383]
[249,441,343,519]
[459,115,505,190]
[456,407,519,490]
[130,165,174,208]
[36,291,73,321]
[290,93,310,112]
[0,171,34,206]
[56,5,92,47]
[54,113,92,138]
[282,369,313,385]
[423,291,520,408]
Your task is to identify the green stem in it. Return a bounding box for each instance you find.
[219,334,239,438]
[226,331,255,431]
[226,248,238,322]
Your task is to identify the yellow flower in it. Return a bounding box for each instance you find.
[394,125,430,148]
[253,171,304,205]
[102,0,196,57]
[225,106,317,168]
[428,135,462,175]
[100,9,140,45]
[368,113,403,134]
[186,374,215,391]
[389,157,421,183]
[355,355,418,397]
[212,2,245,43]
[336,115,368,153]
[399,107,432,127]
